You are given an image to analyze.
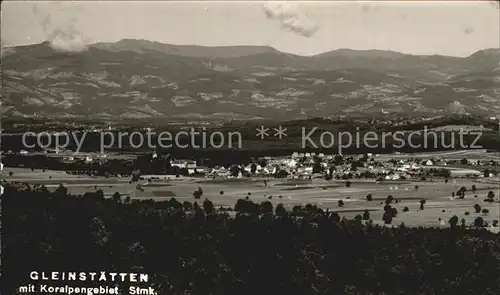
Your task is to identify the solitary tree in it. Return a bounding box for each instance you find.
[366,194,373,201]
[383,211,394,224]
[338,200,344,207]
[345,181,352,188]
[487,191,495,201]
[448,215,459,228]
[203,198,214,214]
[362,209,370,221]
[193,187,203,199]
[457,187,466,199]
[112,192,121,203]
[474,204,482,213]
[474,216,484,227]
[420,200,426,210]
[482,208,489,216]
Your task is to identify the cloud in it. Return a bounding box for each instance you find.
[47,25,89,53]
[32,3,89,52]
[263,1,319,37]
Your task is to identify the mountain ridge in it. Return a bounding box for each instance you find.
[4,39,499,59]
[92,39,499,59]
[2,39,499,120]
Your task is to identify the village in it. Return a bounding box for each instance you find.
[10,148,495,181]
[3,148,499,230]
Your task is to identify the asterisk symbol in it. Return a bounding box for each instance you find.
[256,126,269,139]
[273,126,288,139]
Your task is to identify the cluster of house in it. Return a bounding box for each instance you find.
[14,147,497,180]
[173,152,498,180]
[60,153,112,163]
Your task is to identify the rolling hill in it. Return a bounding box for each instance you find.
[2,39,499,120]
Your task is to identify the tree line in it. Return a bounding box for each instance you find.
[2,186,500,295]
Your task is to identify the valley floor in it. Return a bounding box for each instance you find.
[3,167,499,230]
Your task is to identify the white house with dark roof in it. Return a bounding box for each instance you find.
[171,159,197,169]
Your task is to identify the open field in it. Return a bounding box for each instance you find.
[373,149,500,161]
[2,167,499,230]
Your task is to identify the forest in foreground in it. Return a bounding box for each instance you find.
[2,186,500,295]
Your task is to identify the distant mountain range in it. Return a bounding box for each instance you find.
[2,39,499,120]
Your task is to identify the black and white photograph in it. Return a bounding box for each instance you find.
[1,1,500,294]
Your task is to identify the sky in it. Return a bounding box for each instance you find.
[1,1,499,57]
